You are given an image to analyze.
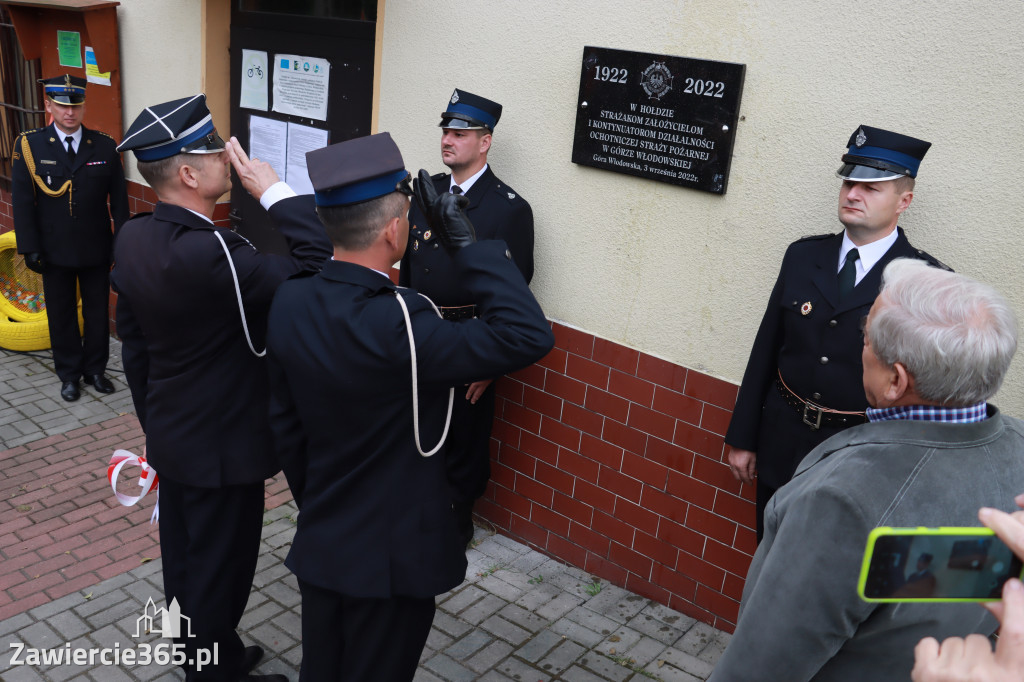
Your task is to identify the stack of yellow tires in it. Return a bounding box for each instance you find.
[0,231,83,351]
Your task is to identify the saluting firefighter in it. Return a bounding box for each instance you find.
[267,133,553,681]
[113,94,331,682]
[399,89,535,545]
[11,75,129,401]
[724,126,950,541]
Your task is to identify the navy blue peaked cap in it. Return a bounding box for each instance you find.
[306,132,412,207]
[118,94,226,161]
[439,89,502,131]
[837,125,931,181]
[40,75,86,105]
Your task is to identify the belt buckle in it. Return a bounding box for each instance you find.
[802,404,823,430]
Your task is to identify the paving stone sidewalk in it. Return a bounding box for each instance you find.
[0,342,729,680]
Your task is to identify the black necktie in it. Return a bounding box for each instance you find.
[65,136,76,164]
[451,185,463,195]
[838,248,860,301]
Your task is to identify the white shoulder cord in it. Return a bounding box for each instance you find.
[214,230,266,357]
[394,290,455,457]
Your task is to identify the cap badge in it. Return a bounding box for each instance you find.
[801,302,813,316]
[64,74,72,88]
[423,230,432,241]
[855,128,867,148]
[507,192,515,199]
[450,90,459,104]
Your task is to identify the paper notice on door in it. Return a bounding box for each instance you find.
[240,49,269,111]
[85,47,111,86]
[272,54,330,121]
[248,115,288,182]
[285,122,329,195]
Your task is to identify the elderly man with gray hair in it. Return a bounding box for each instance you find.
[712,258,1024,682]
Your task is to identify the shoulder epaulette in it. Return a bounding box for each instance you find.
[431,172,448,181]
[92,130,116,142]
[286,269,318,281]
[18,128,43,138]
[915,249,953,272]
[492,181,524,203]
[794,232,836,243]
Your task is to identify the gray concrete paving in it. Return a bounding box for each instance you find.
[0,340,729,680]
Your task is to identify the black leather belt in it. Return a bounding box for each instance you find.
[439,305,477,321]
[776,372,867,431]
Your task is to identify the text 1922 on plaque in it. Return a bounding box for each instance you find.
[572,46,745,195]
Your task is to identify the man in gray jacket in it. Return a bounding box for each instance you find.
[712,257,1024,681]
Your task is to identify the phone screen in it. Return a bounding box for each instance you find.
[860,529,1024,602]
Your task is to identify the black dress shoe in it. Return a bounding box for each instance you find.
[241,645,264,674]
[60,380,80,402]
[83,374,115,394]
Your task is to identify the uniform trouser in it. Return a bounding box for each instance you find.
[42,264,110,382]
[158,478,264,681]
[447,381,497,545]
[297,579,435,682]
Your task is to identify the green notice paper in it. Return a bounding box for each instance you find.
[57,31,82,68]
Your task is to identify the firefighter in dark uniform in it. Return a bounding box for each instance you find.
[12,75,129,401]
[399,88,535,545]
[725,126,950,541]
[112,95,330,682]
[267,133,553,681]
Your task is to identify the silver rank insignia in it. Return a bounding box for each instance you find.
[508,192,515,200]
[450,90,459,104]
[855,127,867,147]
[801,302,813,315]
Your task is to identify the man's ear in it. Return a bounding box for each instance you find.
[896,190,914,216]
[382,215,403,251]
[478,132,492,155]
[179,161,200,189]
[885,362,912,404]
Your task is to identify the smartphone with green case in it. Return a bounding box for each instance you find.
[859,526,1024,602]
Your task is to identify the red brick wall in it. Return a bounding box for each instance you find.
[2,182,756,631]
[478,322,754,632]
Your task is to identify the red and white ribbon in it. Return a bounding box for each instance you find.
[107,449,159,524]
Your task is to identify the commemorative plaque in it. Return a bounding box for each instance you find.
[572,46,746,195]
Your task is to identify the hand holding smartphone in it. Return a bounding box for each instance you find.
[859,526,1024,602]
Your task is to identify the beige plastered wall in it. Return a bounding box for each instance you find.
[115,0,230,187]
[378,1,1024,416]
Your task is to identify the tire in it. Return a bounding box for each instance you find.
[0,315,52,351]
[0,231,47,321]
[0,231,84,351]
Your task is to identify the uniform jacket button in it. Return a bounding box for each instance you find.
[820,357,829,364]
[812,392,822,400]
[828,319,838,327]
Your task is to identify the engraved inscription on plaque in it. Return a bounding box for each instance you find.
[572,46,746,195]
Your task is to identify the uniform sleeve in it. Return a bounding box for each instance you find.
[408,240,553,387]
[267,335,308,508]
[107,145,130,232]
[224,194,332,307]
[499,199,534,284]
[724,252,789,451]
[11,134,42,255]
[710,484,875,681]
[114,288,150,430]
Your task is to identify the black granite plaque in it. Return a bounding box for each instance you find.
[572,46,746,194]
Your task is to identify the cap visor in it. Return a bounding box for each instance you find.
[181,130,227,154]
[439,116,486,130]
[836,163,903,182]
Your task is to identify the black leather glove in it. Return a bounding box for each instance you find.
[414,169,476,250]
[24,252,46,274]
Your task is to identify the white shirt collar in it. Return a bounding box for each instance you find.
[55,124,83,152]
[450,163,488,194]
[185,207,215,225]
[839,228,899,284]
